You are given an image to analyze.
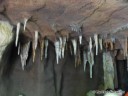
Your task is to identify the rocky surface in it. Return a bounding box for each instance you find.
[0,0,128,40]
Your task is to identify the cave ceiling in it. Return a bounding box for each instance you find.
[0,0,128,41]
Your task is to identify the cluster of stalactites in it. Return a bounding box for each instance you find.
[14,19,127,78]
[54,37,67,64]
[15,18,49,70]
[20,41,30,70]
[83,35,99,78]
[53,24,103,78]
[54,33,103,78]
[15,18,29,48]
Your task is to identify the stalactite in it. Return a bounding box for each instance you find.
[120,39,127,59]
[110,37,115,50]
[32,41,36,62]
[89,37,92,53]
[32,31,38,62]
[94,34,98,55]
[71,39,77,55]
[87,51,94,78]
[34,31,38,50]
[15,22,20,47]
[40,39,44,60]
[110,41,114,50]
[44,39,49,58]
[23,18,28,31]
[88,37,94,78]
[125,37,127,57]
[18,43,20,55]
[83,51,88,72]
[125,37,128,71]
[59,37,62,59]
[103,52,114,90]
[62,37,66,58]
[70,23,81,33]
[55,41,60,64]
[20,41,30,70]
[99,38,103,51]
[65,39,68,51]
[79,35,82,45]
[110,37,116,50]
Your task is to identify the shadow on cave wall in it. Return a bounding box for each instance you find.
[0,38,128,96]
[0,37,104,96]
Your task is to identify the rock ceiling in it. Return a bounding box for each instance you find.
[0,0,128,41]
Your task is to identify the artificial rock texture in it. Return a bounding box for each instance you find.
[0,0,128,96]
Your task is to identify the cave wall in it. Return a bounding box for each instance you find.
[0,40,104,96]
[0,0,128,96]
